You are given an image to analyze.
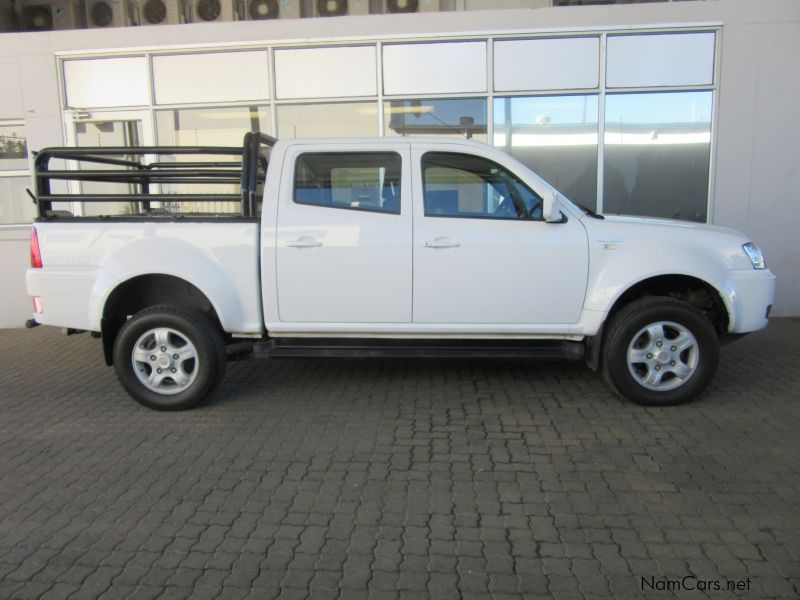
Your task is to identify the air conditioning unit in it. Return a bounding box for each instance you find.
[137,0,186,24]
[18,0,85,31]
[301,0,369,18]
[234,0,300,20]
[86,0,128,26]
[184,0,234,22]
[367,0,442,14]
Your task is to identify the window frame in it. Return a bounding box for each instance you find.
[292,151,403,216]
[421,151,543,222]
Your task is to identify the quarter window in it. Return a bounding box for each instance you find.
[422,152,542,220]
[294,152,401,214]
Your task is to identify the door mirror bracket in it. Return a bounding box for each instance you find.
[542,189,563,223]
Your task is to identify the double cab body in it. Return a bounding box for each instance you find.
[27,134,776,409]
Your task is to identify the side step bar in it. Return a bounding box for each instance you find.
[253,338,584,361]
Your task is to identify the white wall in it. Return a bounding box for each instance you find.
[0,0,798,327]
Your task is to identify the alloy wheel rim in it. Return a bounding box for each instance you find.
[626,321,699,391]
[132,327,199,395]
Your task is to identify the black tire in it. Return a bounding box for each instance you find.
[113,305,226,410]
[601,297,719,406]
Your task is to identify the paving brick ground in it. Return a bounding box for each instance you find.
[0,319,798,600]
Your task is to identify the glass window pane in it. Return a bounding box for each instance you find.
[384,99,487,143]
[156,105,270,146]
[274,47,376,99]
[382,42,486,95]
[603,91,712,222]
[63,58,148,108]
[294,152,401,214]
[156,106,270,215]
[422,152,542,220]
[277,103,377,138]
[0,123,29,171]
[606,33,715,88]
[153,51,270,105]
[0,176,36,224]
[493,95,598,210]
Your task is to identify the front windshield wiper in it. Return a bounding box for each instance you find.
[573,202,605,220]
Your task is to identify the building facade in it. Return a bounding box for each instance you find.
[1,0,798,327]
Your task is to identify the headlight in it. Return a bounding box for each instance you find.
[743,242,766,269]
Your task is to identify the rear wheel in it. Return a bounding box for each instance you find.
[601,297,719,406]
[113,305,226,410]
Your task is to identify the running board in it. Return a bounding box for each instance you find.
[253,338,584,361]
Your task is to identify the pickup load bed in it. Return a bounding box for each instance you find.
[27,132,776,410]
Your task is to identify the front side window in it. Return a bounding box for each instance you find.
[422,152,542,220]
[294,152,401,214]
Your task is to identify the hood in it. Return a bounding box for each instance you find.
[599,214,744,237]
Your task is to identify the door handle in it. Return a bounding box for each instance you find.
[424,238,460,249]
[286,237,322,248]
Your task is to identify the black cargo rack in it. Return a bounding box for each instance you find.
[32,131,275,220]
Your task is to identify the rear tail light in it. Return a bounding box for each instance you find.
[32,296,43,314]
[30,227,42,268]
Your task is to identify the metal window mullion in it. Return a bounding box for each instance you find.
[269,46,278,137]
[486,37,494,146]
[596,32,607,214]
[377,42,385,137]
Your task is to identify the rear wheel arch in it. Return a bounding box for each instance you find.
[101,274,224,366]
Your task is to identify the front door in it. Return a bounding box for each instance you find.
[412,147,589,326]
[275,144,412,324]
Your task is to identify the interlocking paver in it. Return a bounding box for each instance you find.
[1,319,799,598]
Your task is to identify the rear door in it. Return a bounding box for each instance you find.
[275,143,412,324]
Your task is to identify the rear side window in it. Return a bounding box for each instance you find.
[294,152,401,214]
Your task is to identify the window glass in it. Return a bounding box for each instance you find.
[0,176,36,224]
[494,95,598,210]
[294,152,401,214]
[0,123,29,171]
[277,103,377,139]
[422,152,541,220]
[604,91,712,222]
[384,99,487,142]
[155,106,270,215]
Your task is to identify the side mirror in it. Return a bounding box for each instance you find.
[542,189,562,223]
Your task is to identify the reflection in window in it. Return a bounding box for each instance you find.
[0,123,29,171]
[604,91,712,222]
[493,95,598,210]
[294,152,401,214]
[422,152,541,220]
[156,106,270,146]
[277,103,378,139]
[156,106,270,214]
[384,99,487,142]
[0,176,36,224]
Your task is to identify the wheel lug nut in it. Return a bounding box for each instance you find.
[655,365,661,370]
[171,368,176,373]
[670,361,676,366]
[160,346,167,352]
[671,346,677,352]
[646,353,653,359]
[656,341,662,347]
[173,354,179,359]
[157,368,162,374]
[150,355,156,361]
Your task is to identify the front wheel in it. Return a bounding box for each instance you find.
[601,297,720,406]
[113,305,226,410]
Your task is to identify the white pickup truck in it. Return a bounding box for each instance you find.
[26,133,775,410]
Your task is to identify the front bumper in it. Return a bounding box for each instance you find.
[726,269,776,333]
